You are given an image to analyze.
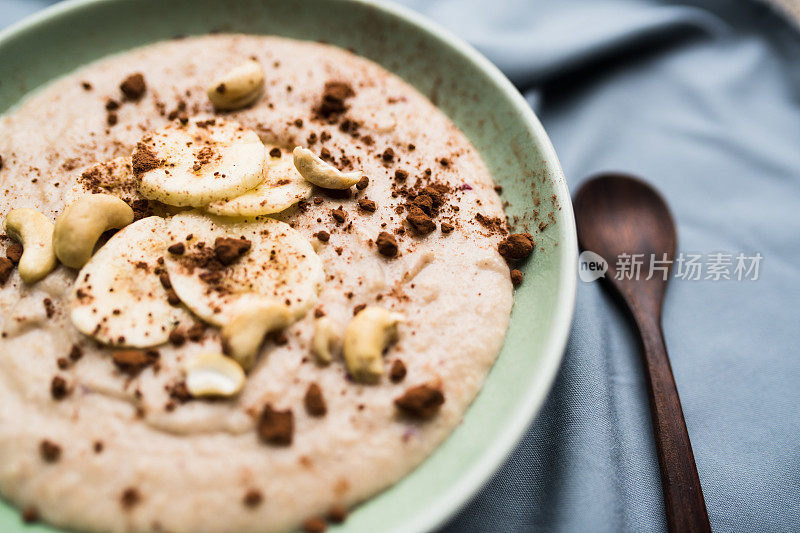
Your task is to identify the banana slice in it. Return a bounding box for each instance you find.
[134,118,266,207]
[70,216,192,347]
[164,211,324,326]
[206,147,313,217]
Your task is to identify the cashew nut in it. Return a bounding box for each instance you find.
[312,317,340,365]
[221,301,292,370]
[4,209,57,283]
[185,352,245,398]
[293,147,362,189]
[53,194,134,268]
[207,59,265,111]
[343,306,402,382]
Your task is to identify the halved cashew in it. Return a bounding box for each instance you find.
[293,147,362,189]
[4,209,57,283]
[312,317,340,365]
[184,352,245,398]
[221,301,292,370]
[53,194,134,268]
[207,59,265,111]
[343,306,402,383]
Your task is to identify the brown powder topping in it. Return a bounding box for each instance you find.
[112,349,158,375]
[411,194,433,216]
[394,384,445,419]
[394,169,408,181]
[131,199,154,221]
[158,271,172,290]
[440,222,454,234]
[168,329,186,346]
[6,242,22,264]
[331,208,347,224]
[120,487,141,509]
[0,257,13,285]
[186,323,205,342]
[243,489,263,508]
[50,376,69,400]
[389,360,407,383]
[166,289,182,306]
[39,439,61,462]
[303,517,327,533]
[355,176,369,190]
[304,383,327,417]
[314,230,330,243]
[420,184,448,206]
[21,506,39,523]
[357,199,376,213]
[257,405,294,446]
[510,269,524,287]
[68,344,83,361]
[131,142,161,174]
[167,242,185,255]
[43,298,55,319]
[213,237,251,266]
[376,232,398,257]
[328,504,348,524]
[317,81,355,118]
[406,206,436,236]
[498,233,535,262]
[381,147,395,163]
[120,73,146,101]
[192,146,215,172]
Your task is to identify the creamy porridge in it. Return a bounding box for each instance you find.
[0,35,534,533]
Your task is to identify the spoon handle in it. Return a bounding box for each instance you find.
[634,312,712,533]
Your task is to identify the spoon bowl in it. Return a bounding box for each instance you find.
[575,173,676,314]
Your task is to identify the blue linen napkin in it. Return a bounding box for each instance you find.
[2,1,799,531]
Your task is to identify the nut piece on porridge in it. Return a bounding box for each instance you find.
[184,352,246,397]
[221,301,292,370]
[311,316,340,365]
[53,193,134,268]
[342,306,402,382]
[293,147,362,190]
[3,208,57,283]
[206,59,265,111]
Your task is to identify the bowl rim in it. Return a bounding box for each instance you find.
[0,0,578,531]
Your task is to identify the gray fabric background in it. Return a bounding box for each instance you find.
[2,1,799,532]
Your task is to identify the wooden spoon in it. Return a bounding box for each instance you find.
[573,173,711,532]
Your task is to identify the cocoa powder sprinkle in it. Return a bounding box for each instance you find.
[304,383,327,417]
[257,405,294,446]
[120,73,146,101]
[394,384,444,419]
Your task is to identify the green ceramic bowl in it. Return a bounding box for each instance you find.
[0,0,577,531]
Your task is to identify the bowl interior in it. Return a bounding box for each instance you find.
[0,1,577,531]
